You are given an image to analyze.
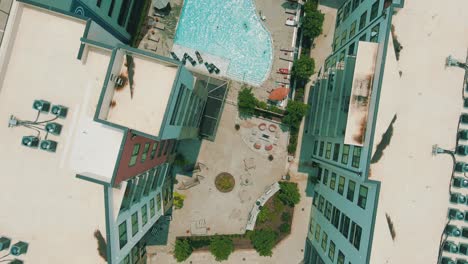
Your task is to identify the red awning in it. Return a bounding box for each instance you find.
[268,87,290,101]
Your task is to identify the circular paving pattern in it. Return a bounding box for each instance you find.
[215,172,235,193]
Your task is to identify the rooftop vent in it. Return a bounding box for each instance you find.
[455,162,468,173]
[0,237,11,251]
[45,122,62,135]
[21,136,39,148]
[10,241,28,256]
[461,114,468,124]
[450,193,467,204]
[459,130,468,140]
[446,225,462,237]
[443,241,459,253]
[32,99,51,113]
[51,105,68,118]
[40,140,58,152]
[453,177,468,188]
[448,208,465,220]
[457,145,468,156]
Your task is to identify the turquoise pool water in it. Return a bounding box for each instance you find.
[174,0,273,86]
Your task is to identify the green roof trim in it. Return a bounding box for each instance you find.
[76,174,112,187]
[110,129,129,187]
[103,186,113,264]
[18,0,87,21]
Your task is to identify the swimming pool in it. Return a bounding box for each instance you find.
[174,0,273,86]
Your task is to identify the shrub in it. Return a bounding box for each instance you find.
[238,87,257,116]
[273,196,285,214]
[235,124,240,130]
[174,239,193,262]
[283,100,309,131]
[268,154,274,161]
[209,236,234,261]
[281,212,291,222]
[250,229,278,256]
[188,237,211,249]
[257,206,273,224]
[278,182,301,207]
[279,223,291,233]
[173,192,186,210]
[291,56,315,83]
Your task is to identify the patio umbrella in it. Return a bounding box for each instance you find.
[153,0,169,10]
[268,87,290,101]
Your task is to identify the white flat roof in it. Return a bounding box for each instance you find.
[0,4,121,263]
[107,55,178,136]
[369,0,468,262]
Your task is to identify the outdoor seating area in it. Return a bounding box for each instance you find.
[238,118,287,157]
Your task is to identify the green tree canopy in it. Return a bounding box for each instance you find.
[238,87,257,116]
[174,239,193,262]
[291,56,315,83]
[304,0,319,14]
[278,182,301,207]
[283,100,309,131]
[209,236,234,261]
[249,229,278,257]
[302,8,325,40]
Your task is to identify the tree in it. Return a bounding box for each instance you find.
[250,229,278,256]
[209,236,234,261]
[279,223,291,233]
[173,192,186,210]
[304,0,319,14]
[281,212,292,222]
[283,100,309,131]
[291,56,315,83]
[278,182,301,207]
[302,9,325,40]
[257,206,273,223]
[174,239,192,262]
[238,87,257,116]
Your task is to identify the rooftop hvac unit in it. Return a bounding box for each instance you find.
[21,136,39,148]
[32,99,51,113]
[460,130,468,140]
[446,225,462,237]
[9,259,23,264]
[45,122,62,135]
[453,177,468,188]
[441,257,456,264]
[455,162,468,173]
[461,114,468,124]
[10,241,28,256]
[40,140,58,152]
[450,193,467,204]
[443,241,459,253]
[51,104,68,118]
[456,259,468,264]
[0,237,11,251]
[458,145,468,156]
[448,208,465,220]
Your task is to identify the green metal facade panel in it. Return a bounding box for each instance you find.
[300,0,403,263]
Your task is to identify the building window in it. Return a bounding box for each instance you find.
[131,212,139,236]
[333,143,340,161]
[330,173,337,190]
[150,198,155,217]
[338,176,345,195]
[318,195,325,213]
[313,140,318,155]
[319,141,325,156]
[370,1,379,21]
[358,185,368,209]
[340,30,347,46]
[163,141,170,155]
[328,240,335,261]
[321,232,328,252]
[339,50,345,62]
[117,0,131,26]
[132,174,147,204]
[333,35,340,51]
[131,245,140,263]
[351,146,361,168]
[97,0,102,7]
[352,0,360,11]
[349,222,362,250]
[129,144,140,167]
[170,84,185,125]
[336,10,343,28]
[157,193,162,211]
[347,180,356,202]
[309,218,315,234]
[325,143,332,159]
[341,145,350,164]
[313,191,319,207]
[141,143,150,163]
[143,171,153,196]
[158,141,165,157]
[323,169,329,185]
[343,3,350,20]
[338,250,345,264]
[332,207,341,228]
[151,167,161,191]
[349,21,357,38]
[122,255,130,264]
[108,0,116,17]
[359,33,367,41]
[150,142,158,159]
[359,11,367,30]
[370,23,380,42]
[317,167,323,181]
[315,224,321,242]
[142,204,148,226]
[349,42,356,55]
[119,221,127,249]
[325,201,332,220]
[339,214,351,238]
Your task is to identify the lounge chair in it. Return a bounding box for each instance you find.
[148,33,160,42]
[285,10,297,15]
[144,42,157,52]
[285,18,297,27]
[280,47,294,52]
[279,53,294,62]
[154,22,165,30]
